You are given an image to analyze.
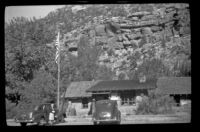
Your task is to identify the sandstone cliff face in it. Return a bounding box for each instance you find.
[60,4,190,79]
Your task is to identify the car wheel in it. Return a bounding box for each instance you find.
[20,122,27,126]
[39,117,46,126]
[93,121,97,125]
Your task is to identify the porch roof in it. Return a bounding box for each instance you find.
[156,77,191,95]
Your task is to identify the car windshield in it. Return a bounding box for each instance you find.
[95,100,116,112]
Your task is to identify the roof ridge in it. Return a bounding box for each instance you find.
[70,80,102,83]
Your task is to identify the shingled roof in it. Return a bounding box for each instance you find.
[86,79,157,92]
[64,81,99,98]
[156,77,191,94]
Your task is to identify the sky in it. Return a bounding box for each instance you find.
[5,5,65,23]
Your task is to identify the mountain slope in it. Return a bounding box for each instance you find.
[48,4,190,79]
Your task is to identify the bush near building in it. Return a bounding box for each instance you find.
[68,107,77,116]
[135,91,176,115]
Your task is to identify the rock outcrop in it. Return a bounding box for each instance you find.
[61,4,190,79]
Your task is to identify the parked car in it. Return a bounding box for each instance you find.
[92,100,121,125]
[15,103,60,126]
[15,112,34,126]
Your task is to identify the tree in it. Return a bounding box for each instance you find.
[77,35,102,80]
[118,72,126,80]
[23,69,57,106]
[173,58,191,77]
[5,16,57,106]
[94,65,115,80]
[134,58,171,80]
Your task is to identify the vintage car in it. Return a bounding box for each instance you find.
[92,100,121,125]
[15,103,60,126]
[15,112,34,126]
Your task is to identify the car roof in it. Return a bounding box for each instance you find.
[39,103,53,105]
[96,100,117,104]
[36,103,52,107]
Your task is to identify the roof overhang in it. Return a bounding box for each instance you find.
[92,92,111,94]
[86,79,157,92]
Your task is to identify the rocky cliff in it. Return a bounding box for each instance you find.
[57,4,190,79]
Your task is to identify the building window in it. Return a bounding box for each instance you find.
[121,97,135,105]
[120,91,136,105]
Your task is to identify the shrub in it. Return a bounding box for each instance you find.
[135,91,176,115]
[6,99,17,119]
[68,107,77,116]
